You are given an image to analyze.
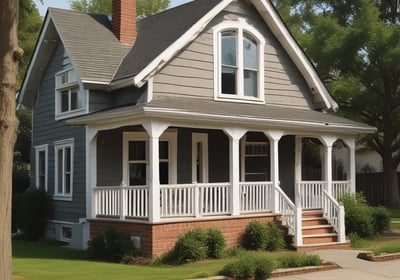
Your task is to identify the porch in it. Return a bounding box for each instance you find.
[86,123,356,250]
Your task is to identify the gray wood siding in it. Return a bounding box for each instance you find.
[153,1,313,109]
[31,43,86,223]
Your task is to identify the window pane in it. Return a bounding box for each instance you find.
[222,67,237,94]
[244,70,257,97]
[129,141,146,161]
[61,91,69,112]
[243,34,257,69]
[38,150,46,189]
[222,31,237,66]
[65,147,71,172]
[57,149,63,193]
[65,174,71,194]
[159,141,169,160]
[129,163,146,185]
[159,162,169,184]
[70,89,78,110]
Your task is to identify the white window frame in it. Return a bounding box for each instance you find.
[240,138,269,182]
[55,68,88,120]
[213,18,265,103]
[192,133,209,183]
[35,144,48,191]
[122,131,177,186]
[54,138,74,201]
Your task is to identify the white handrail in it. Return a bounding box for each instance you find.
[275,185,296,236]
[322,189,346,242]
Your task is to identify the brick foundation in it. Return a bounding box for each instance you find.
[89,214,280,257]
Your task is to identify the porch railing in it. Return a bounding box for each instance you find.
[276,185,295,235]
[322,189,346,242]
[239,182,274,213]
[332,181,351,200]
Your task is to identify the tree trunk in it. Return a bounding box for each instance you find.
[0,1,21,279]
[382,147,400,208]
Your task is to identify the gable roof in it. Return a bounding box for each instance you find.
[19,0,337,110]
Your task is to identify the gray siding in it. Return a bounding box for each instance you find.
[153,1,313,109]
[31,43,86,223]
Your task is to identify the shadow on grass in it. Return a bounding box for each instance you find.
[12,239,86,260]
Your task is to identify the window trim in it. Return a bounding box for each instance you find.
[240,138,270,182]
[192,133,209,184]
[54,138,74,201]
[35,144,48,191]
[60,225,72,242]
[55,68,88,120]
[122,131,177,186]
[213,19,265,103]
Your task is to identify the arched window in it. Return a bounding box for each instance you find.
[214,19,265,102]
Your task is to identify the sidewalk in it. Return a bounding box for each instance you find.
[271,249,400,280]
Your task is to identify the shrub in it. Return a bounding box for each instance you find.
[207,228,226,258]
[278,254,322,268]
[220,254,274,280]
[340,193,375,238]
[164,228,208,264]
[265,222,286,251]
[14,188,52,240]
[87,227,134,262]
[349,232,365,248]
[371,206,390,234]
[243,221,268,250]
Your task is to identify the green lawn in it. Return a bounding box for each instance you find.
[13,240,228,280]
[387,208,400,230]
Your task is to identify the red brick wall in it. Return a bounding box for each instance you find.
[89,214,280,257]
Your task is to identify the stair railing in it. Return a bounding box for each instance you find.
[322,189,346,243]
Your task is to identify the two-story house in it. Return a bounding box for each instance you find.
[18,0,374,257]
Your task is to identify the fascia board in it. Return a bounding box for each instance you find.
[250,0,338,110]
[131,0,234,87]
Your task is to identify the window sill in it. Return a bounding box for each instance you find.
[53,195,73,201]
[215,95,265,104]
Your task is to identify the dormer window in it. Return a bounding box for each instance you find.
[214,19,265,103]
[55,68,87,119]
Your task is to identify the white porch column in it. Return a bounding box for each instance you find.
[223,128,247,216]
[86,127,98,219]
[295,136,302,207]
[343,137,356,194]
[264,131,283,212]
[320,136,337,195]
[143,121,169,223]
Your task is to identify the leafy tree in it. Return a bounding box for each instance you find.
[18,0,42,89]
[70,0,170,17]
[0,1,22,279]
[274,0,400,207]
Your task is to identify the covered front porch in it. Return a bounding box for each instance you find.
[87,121,356,248]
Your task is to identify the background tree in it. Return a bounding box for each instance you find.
[274,0,400,207]
[70,0,170,17]
[0,1,23,279]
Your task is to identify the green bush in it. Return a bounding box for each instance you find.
[14,188,52,240]
[371,206,390,234]
[164,227,227,264]
[265,222,286,251]
[220,254,275,280]
[340,193,375,238]
[87,227,134,262]
[207,228,226,258]
[243,221,268,250]
[278,254,322,268]
[341,193,391,238]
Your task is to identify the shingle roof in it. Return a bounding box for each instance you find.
[49,8,130,84]
[113,0,221,82]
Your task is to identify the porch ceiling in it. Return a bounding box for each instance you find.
[68,96,375,135]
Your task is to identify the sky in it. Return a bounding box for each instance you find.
[33,0,192,16]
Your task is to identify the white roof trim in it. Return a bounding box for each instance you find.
[132,0,233,87]
[251,0,338,110]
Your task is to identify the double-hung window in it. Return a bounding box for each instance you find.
[54,139,74,200]
[55,68,87,119]
[214,19,265,102]
[35,144,48,191]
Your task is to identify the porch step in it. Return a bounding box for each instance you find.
[302,225,335,235]
[302,233,338,244]
[302,217,328,226]
[295,241,350,253]
[302,209,323,218]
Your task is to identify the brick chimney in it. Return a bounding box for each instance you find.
[112,0,137,45]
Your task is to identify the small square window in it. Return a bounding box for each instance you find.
[61,226,72,242]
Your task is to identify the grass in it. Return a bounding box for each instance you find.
[387,208,400,230]
[13,241,325,280]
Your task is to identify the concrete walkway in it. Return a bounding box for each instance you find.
[271,249,400,280]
